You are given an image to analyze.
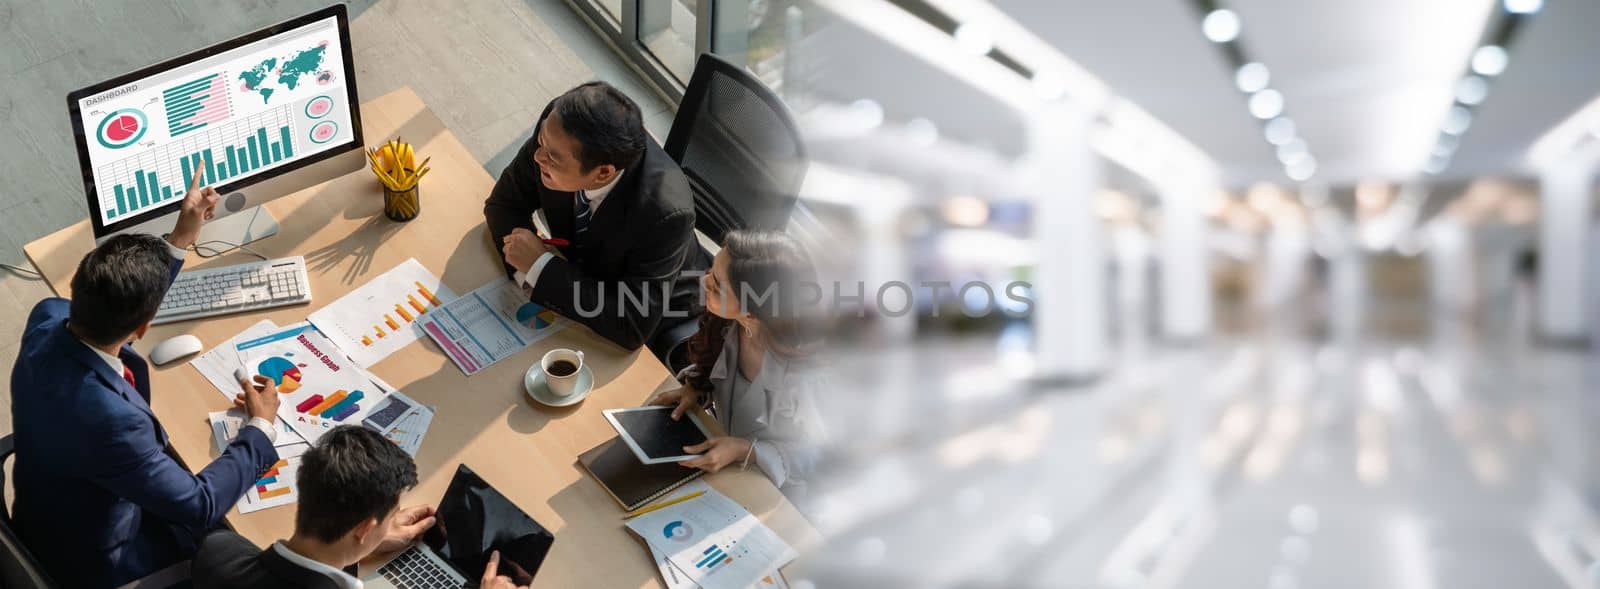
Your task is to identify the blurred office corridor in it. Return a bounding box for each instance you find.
[758,0,1600,586]
[801,298,1600,588]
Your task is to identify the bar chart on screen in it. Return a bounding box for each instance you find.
[163,72,233,137]
[95,105,296,220]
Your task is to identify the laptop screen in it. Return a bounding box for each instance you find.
[422,464,554,585]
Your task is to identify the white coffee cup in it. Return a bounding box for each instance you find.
[541,348,585,397]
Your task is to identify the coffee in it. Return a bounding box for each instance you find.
[548,360,578,377]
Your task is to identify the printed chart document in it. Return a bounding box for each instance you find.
[206,407,304,449]
[648,545,787,589]
[307,258,457,368]
[191,319,279,402]
[210,410,309,514]
[625,487,796,589]
[235,324,389,444]
[360,390,434,457]
[416,279,568,376]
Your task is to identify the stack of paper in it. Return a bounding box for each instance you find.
[188,260,459,512]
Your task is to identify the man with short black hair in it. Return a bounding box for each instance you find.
[485,81,707,350]
[192,425,439,589]
[10,169,284,587]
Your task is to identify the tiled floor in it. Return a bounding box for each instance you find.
[0,0,674,433]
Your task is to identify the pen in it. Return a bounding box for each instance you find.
[623,491,704,520]
[542,238,570,247]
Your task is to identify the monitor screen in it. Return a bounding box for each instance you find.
[68,7,358,233]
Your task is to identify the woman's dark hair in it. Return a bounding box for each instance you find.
[69,234,174,346]
[684,230,822,392]
[295,425,418,543]
[551,81,647,172]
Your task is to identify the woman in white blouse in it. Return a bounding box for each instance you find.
[651,230,826,501]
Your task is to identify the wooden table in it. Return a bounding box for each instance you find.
[24,87,818,587]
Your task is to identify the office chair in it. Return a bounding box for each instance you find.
[651,52,809,372]
[0,435,55,588]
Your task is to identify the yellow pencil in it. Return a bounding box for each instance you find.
[623,491,704,520]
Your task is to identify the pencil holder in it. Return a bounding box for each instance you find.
[383,182,420,222]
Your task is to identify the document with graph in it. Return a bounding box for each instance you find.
[307,258,457,368]
[624,487,796,589]
[210,410,310,514]
[416,278,570,376]
[235,323,390,444]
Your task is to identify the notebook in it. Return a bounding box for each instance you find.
[578,436,704,511]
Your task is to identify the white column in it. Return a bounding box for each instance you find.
[1027,104,1107,380]
[1157,179,1213,340]
[859,196,916,342]
[1424,218,1475,313]
[1536,155,1598,342]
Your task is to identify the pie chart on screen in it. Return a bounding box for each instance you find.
[96,108,147,149]
[304,95,334,119]
[309,120,338,144]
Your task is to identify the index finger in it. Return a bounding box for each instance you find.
[187,155,209,192]
[482,550,501,583]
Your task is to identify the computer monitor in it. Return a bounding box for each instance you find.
[67,4,363,245]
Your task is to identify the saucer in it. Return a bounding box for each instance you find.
[524,363,594,407]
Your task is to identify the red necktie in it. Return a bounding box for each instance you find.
[122,365,138,390]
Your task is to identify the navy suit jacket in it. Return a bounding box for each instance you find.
[9,252,279,588]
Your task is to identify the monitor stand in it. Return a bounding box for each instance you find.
[195,204,280,249]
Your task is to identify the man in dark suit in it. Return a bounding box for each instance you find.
[9,169,284,587]
[484,81,706,350]
[192,426,454,589]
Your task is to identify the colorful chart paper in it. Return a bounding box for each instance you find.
[307,258,457,368]
[209,410,309,513]
[235,324,389,444]
[417,279,568,376]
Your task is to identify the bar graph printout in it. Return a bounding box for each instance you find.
[625,487,797,589]
[307,258,458,368]
[210,410,310,514]
[74,15,353,225]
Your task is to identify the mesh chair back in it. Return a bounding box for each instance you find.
[664,53,807,244]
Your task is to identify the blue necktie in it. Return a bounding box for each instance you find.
[574,190,592,238]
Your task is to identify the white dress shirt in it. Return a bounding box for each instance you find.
[77,239,277,443]
[512,170,625,290]
[272,542,362,589]
[682,323,826,502]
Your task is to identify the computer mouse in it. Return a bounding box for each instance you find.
[150,334,204,366]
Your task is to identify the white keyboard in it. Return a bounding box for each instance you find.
[153,256,312,325]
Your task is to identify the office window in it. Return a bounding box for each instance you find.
[567,0,803,101]
[598,0,625,26]
[712,0,800,95]
[639,0,700,83]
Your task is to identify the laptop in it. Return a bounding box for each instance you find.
[365,464,555,588]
